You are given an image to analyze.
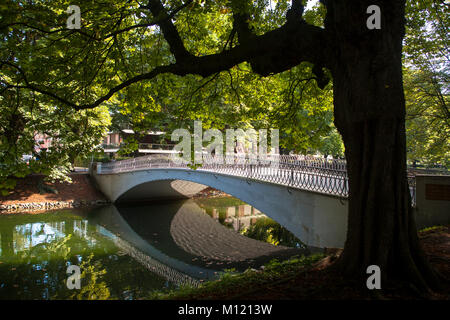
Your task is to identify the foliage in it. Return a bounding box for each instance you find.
[0,0,114,193]
[70,253,111,300]
[2,1,446,165]
[0,87,111,193]
[0,92,111,193]
[404,68,449,166]
[419,225,447,233]
[403,0,449,167]
[0,0,338,162]
[317,126,345,159]
[240,217,305,248]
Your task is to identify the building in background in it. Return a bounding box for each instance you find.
[101,129,176,157]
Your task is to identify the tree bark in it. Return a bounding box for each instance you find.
[326,0,441,291]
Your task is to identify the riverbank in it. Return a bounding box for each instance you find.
[155,225,450,300]
[0,177,225,213]
[0,173,109,214]
[193,187,232,199]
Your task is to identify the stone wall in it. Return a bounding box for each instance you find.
[0,199,110,213]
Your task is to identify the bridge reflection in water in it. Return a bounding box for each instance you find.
[0,201,307,298]
[90,200,307,287]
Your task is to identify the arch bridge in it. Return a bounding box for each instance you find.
[90,154,430,248]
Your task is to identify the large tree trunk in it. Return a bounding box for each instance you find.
[326,0,441,291]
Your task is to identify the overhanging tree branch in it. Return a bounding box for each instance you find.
[230,0,255,44]
[146,0,191,62]
[0,1,194,42]
[5,1,327,110]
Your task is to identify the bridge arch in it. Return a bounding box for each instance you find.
[92,168,348,248]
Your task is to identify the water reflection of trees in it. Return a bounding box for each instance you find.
[0,213,174,300]
[240,218,305,248]
[69,253,111,300]
[0,233,111,300]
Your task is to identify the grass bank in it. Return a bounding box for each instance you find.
[150,254,326,300]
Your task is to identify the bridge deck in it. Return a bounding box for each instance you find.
[94,154,416,203]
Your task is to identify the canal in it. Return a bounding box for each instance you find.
[0,196,307,300]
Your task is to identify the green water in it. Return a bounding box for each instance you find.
[0,211,173,299]
[0,197,304,300]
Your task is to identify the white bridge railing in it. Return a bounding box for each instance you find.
[96,154,349,197]
[94,154,417,202]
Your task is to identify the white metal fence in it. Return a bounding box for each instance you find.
[95,154,417,202]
